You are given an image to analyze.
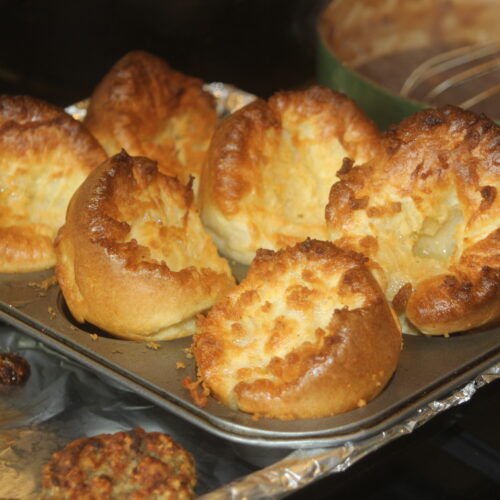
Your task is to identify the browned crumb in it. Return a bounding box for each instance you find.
[0,352,31,389]
[28,275,58,291]
[47,307,56,320]
[89,334,98,341]
[251,413,261,422]
[182,347,193,359]
[176,361,186,369]
[357,399,367,408]
[146,342,162,351]
[111,349,123,354]
[182,376,209,407]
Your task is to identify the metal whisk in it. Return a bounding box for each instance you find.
[400,41,500,112]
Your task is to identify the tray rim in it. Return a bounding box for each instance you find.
[1,277,499,449]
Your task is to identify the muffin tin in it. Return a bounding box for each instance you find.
[1,85,499,466]
[1,267,499,465]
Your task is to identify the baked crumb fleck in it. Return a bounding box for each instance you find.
[146,342,161,350]
[111,349,123,354]
[357,399,367,408]
[182,376,209,406]
[47,307,56,320]
[183,347,193,359]
[28,275,58,292]
[89,334,98,341]
[0,352,31,389]
[176,361,186,369]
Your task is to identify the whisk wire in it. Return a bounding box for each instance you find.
[400,41,500,109]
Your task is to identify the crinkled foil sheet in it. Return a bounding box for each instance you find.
[0,325,256,498]
[203,363,500,499]
[2,83,499,498]
[1,324,498,499]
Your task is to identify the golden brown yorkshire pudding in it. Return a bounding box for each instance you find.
[326,106,500,336]
[191,239,402,421]
[0,95,107,273]
[83,50,217,195]
[198,85,381,265]
[55,151,235,341]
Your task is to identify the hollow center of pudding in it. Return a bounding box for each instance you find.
[260,127,348,228]
[116,177,221,273]
[412,205,464,261]
[366,191,465,301]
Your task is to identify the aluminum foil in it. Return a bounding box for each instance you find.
[1,323,498,499]
[202,361,500,499]
[64,82,256,122]
[0,324,256,499]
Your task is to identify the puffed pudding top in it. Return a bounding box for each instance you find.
[0,95,107,272]
[55,151,235,340]
[199,85,382,264]
[326,106,499,335]
[190,239,402,420]
[84,50,217,196]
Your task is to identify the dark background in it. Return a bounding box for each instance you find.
[0,1,499,498]
[0,0,328,106]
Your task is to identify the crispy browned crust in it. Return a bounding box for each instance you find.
[199,85,382,264]
[326,106,500,335]
[54,151,235,340]
[83,50,217,190]
[0,352,31,390]
[0,95,107,273]
[192,239,402,420]
[41,427,196,500]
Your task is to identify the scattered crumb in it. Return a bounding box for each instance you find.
[182,376,210,407]
[176,361,186,369]
[28,275,58,295]
[357,399,367,408]
[182,347,193,359]
[111,349,123,355]
[146,342,161,351]
[47,307,56,320]
[89,334,98,341]
[251,413,261,422]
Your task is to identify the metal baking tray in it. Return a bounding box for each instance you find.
[1,268,499,464]
[2,84,499,466]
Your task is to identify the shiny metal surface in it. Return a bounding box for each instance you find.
[1,269,499,453]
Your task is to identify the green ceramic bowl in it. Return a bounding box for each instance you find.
[316,0,499,130]
[316,36,425,130]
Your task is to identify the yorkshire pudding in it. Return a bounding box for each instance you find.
[326,106,500,335]
[191,239,402,420]
[83,50,217,195]
[199,85,381,265]
[55,151,235,340]
[0,95,107,273]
